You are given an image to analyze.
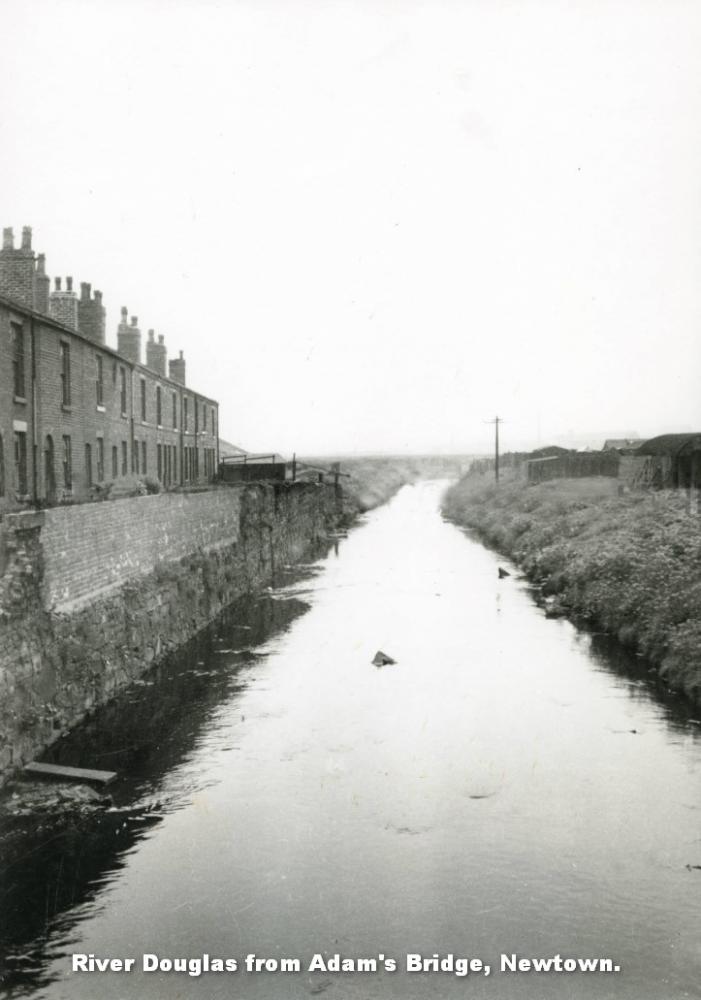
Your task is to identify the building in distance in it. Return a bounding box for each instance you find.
[0,225,219,512]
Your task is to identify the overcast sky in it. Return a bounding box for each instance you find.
[2,0,700,455]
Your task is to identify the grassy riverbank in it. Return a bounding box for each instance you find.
[341,457,422,512]
[442,473,701,701]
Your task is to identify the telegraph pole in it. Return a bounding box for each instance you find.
[484,416,503,483]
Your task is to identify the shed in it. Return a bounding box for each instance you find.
[635,434,701,488]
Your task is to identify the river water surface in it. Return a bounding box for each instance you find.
[2,481,701,999]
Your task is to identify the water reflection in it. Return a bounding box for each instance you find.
[0,565,320,995]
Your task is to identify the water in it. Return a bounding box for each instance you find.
[2,481,701,999]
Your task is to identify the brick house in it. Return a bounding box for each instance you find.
[0,226,219,513]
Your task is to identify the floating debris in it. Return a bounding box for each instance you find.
[498,567,510,579]
[372,650,396,666]
[5,782,111,816]
[24,761,117,785]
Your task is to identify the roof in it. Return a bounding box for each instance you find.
[603,438,641,450]
[529,445,571,458]
[637,434,701,456]
[0,291,218,404]
[218,439,247,458]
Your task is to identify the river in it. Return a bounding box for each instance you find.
[1,481,700,999]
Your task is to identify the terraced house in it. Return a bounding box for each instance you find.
[0,226,219,514]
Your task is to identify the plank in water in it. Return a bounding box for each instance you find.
[24,761,117,785]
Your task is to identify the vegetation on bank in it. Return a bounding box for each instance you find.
[442,473,701,701]
[340,457,422,513]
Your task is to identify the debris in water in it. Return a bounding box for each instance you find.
[24,761,117,785]
[498,567,510,578]
[372,650,396,666]
[685,864,701,871]
[5,782,111,816]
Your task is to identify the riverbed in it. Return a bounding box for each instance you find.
[1,481,700,999]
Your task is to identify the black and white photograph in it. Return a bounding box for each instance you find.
[1,2,700,998]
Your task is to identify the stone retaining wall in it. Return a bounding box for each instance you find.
[0,482,340,783]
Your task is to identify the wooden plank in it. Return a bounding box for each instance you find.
[24,761,117,785]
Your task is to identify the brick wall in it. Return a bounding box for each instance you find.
[0,300,220,510]
[41,488,243,609]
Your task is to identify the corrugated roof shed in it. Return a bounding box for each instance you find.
[637,434,701,456]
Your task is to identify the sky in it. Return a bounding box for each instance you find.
[1,0,700,455]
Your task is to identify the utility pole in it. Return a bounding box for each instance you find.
[484,416,503,483]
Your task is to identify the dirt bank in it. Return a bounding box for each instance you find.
[442,473,701,702]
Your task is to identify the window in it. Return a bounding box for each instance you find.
[13,431,27,495]
[141,440,147,474]
[120,367,127,416]
[85,443,92,487]
[195,399,199,435]
[202,403,207,432]
[11,322,25,398]
[0,434,5,496]
[156,386,162,426]
[112,445,118,479]
[96,438,104,482]
[140,378,146,421]
[121,441,128,477]
[211,408,216,438]
[96,354,104,406]
[184,397,189,431]
[60,342,71,406]
[157,444,162,481]
[172,392,177,429]
[62,435,72,489]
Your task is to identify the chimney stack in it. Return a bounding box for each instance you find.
[49,275,79,330]
[77,281,106,345]
[0,224,37,307]
[33,253,50,313]
[117,307,141,363]
[146,328,167,377]
[168,349,186,386]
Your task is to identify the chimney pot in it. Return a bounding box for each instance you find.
[148,329,155,341]
[36,253,46,275]
[130,315,138,327]
[54,277,62,291]
[3,227,14,250]
[179,350,184,359]
[80,281,90,300]
[21,226,32,250]
[121,306,128,319]
[66,276,73,293]
[158,334,164,344]
[94,290,102,303]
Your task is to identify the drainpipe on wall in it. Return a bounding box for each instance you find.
[30,316,38,505]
